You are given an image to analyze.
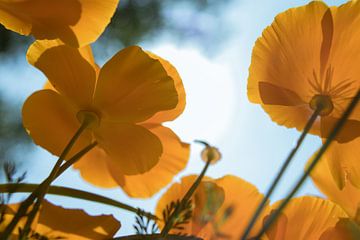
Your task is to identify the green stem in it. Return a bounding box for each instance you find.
[240,108,321,240]
[255,90,360,239]
[160,157,212,236]
[2,120,90,239]
[0,183,158,220]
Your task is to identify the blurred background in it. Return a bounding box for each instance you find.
[0,0,348,236]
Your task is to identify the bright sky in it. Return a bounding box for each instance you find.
[0,0,349,236]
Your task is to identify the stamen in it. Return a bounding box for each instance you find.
[310,95,334,116]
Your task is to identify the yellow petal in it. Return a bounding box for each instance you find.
[310,143,360,218]
[261,104,321,136]
[94,122,162,175]
[320,218,360,240]
[208,175,269,239]
[248,1,329,105]
[36,200,120,239]
[107,124,190,198]
[142,52,186,123]
[94,46,179,123]
[22,90,92,159]
[27,40,96,108]
[73,146,120,188]
[266,196,348,240]
[0,0,119,47]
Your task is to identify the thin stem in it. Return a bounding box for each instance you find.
[0,183,158,220]
[160,158,212,236]
[240,108,321,240]
[255,90,360,239]
[1,120,90,239]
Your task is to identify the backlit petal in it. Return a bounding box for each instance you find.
[22,90,92,159]
[73,146,120,188]
[142,53,186,123]
[94,46,179,123]
[107,125,189,198]
[27,40,96,108]
[266,197,347,240]
[0,0,119,47]
[36,200,120,239]
[310,142,360,218]
[94,122,162,175]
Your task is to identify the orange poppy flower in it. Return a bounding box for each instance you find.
[265,196,348,240]
[0,199,120,239]
[0,0,119,47]
[248,1,360,142]
[23,40,189,198]
[156,175,269,239]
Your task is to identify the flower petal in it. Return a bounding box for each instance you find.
[320,218,360,240]
[0,0,119,47]
[261,104,321,135]
[73,146,121,188]
[36,200,120,239]
[310,139,360,218]
[321,117,360,143]
[94,46,179,123]
[27,40,96,108]
[22,90,92,159]
[94,122,162,175]
[266,197,348,240]
[248,1,329,105]
[107,125,190,198]
[142,53,186,123]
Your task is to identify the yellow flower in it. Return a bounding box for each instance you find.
[0,199,120,239]
[0,0,119,47]
[23,40,189,198]
[248,1,360,142]
[156,175,268,239]
[264,196,348,240]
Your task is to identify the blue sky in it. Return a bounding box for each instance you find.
[0,0,349,236]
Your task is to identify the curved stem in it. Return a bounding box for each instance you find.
[2,121,90,239]
[240,108,321,240]
[255,90,360,239]
[160,158,212,236]
[0,183,158,220]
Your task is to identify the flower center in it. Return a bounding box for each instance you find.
[76,110,100,129]
[309,95,334,116]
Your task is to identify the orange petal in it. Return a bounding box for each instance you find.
[36,200,120,239]
[142,52,186,123]
[22,90,92,159]
[310,140,360,218]
[258,82,305,106]
[267,196,348,240]
[73,146,120,188]
[107,124,190,198]
[94,122,162,175]
[27,40,96,108]
[0,0,119,47]
[208,175,269,239]
[321,117,360,143]
[320,218,360,240]
[261,104,321,135]
[94,46,179,123]
[248,1,329,105]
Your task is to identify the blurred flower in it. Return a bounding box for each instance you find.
[23,40,189,198]
[248,1,360,143]
[0,0,119,47]
[0,199,120,239]
[156,175,268,239]
[264,196,348,240]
